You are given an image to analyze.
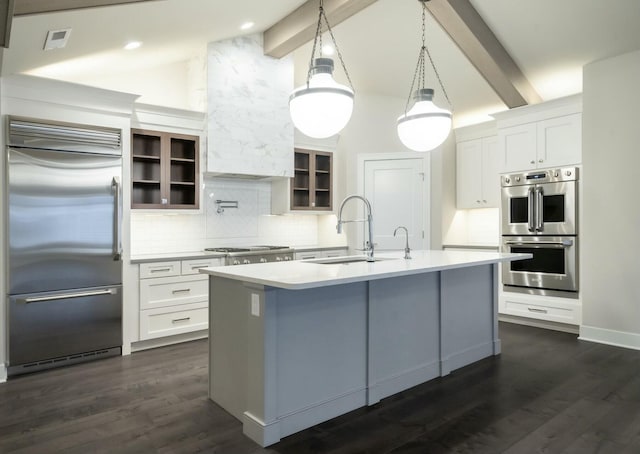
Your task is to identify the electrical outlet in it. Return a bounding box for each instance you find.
[251,293,260,317]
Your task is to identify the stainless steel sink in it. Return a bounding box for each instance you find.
[305,256,396,265]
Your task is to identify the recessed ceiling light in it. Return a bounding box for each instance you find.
[124,41,142,50]
[240,21,254,31]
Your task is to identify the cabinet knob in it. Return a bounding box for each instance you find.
[538,159,544,163]
[476,200,481,204]
[530,160,535,164]
[482,200,487,203]
[161,198,168,205]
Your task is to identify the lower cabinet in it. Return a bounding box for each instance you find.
[499,291,581,326]
[138,257,222,340]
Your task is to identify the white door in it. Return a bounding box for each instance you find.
[363,157,427,251]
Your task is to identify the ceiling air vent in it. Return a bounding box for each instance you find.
[43,28,71,50]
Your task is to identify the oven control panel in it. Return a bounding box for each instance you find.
[502,167,578,187]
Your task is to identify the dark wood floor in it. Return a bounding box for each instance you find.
[1,322,639,454]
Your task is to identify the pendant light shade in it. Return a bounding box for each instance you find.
[290,58,354,139]
[397,88,452,152]
[397,0,452,152]
[289,0,355,139]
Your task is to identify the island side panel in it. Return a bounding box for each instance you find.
[367,272,441,405]
[273,282,369,439]
[440,264,497,376]
[209,276,250,420]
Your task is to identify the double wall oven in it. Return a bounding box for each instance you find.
[501,167,578,296]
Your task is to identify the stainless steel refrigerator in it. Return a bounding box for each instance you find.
[6,117,123,376]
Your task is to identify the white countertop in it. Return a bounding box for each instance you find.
[199,250,530,290]
[130,251,226,264]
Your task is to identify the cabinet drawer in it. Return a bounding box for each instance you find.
[181,258,222,275]
[501,298,579,325]
[140,274,208,310]
[140,302,208,340]
[140,261,181,279]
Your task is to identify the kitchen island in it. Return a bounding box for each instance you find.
[200,250,529,447]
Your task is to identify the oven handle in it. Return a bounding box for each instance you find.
[527,186,535,232]
[505,239,573,248]
[535,186,544,232]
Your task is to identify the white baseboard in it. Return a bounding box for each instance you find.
[499,314,579,334]
[0,364,7,383]
[579,325,640,351]
[131,330,208,352]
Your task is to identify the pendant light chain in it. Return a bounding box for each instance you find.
[404,1,452,114]
[421,4,426,90]
[307,1,325,86]
[305,0,355,91]
[421,2,452,109]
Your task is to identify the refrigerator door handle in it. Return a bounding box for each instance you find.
[112,176,123,261]
[19,288,117,304]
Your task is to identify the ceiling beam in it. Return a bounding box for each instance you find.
[13,0,160,16]
[264,0,377,58]
[425,0,541,107]
[0,0,14,48]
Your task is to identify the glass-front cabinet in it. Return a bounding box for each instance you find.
[131,129,199,209]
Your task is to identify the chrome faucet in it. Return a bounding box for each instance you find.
[337,195,374,262]
[394,226,411,259]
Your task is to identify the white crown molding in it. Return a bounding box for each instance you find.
[1,74,140,117]
[491,93,583,128]
[132,103,206,133]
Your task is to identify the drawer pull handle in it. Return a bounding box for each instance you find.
[191,265,208,270]
[151,268,172,273]
[527,307,548,314]
[172,289,191,294]
[171,317,191,323]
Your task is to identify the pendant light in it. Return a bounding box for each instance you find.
[289,0,354,139]
[397,0,452,152]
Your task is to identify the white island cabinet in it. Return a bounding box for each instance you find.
[200,250,529,447]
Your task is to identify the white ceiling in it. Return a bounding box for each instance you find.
[3,0,639,127]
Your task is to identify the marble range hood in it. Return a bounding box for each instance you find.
[206,33,295,179]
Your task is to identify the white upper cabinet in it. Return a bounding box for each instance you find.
[536,113,582,169]
[455,122,500,209]
[499,123,537,173]
[494,94,582,173]
[207,34,294,178]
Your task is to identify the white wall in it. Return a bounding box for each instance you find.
[580,49,640,349]
[336,91,454,251]
[87,60,191,110]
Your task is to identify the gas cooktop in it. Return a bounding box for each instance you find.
[204,245,294,265]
